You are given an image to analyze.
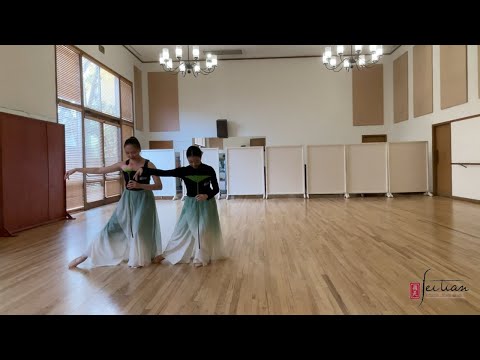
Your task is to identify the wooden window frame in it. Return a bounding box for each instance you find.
[55,45,134,211]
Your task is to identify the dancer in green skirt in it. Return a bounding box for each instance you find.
[134,146,225,267]
[66,137,164,269]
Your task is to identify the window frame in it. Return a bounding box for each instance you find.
[55,45,135,211]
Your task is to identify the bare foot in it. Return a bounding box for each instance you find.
[153,255,164,264]
[68,256,88,269]
[193,262,204,268]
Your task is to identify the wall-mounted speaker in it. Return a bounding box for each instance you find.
[216,119,228,138]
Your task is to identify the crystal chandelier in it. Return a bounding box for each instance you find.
[322,45,383,72]
[159,45,218,77]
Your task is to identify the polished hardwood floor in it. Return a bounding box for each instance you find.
[1,195,479,315]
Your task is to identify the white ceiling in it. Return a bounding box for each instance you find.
[125,45,401,63]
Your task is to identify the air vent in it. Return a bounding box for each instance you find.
[203,49,243,56]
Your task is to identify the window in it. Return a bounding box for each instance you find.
[104,122,122,197]
[56,45,82,105]
[120,79,133,122]
[58,105,83,210]
[56,45,134,211]
[82,57,120,117]
[84,118,104,203]
[121,124,134,161]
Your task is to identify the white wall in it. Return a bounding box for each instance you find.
[383,45,480,191]
[0,45,57,122]
[385,45,480,140]
[143,57,390,153]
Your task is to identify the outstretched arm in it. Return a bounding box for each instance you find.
[134,166,184,180]
[65,162,122,180]
[127,162,163,191]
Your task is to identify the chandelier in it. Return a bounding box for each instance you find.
[322,45,383,72]
[159,45,218,77]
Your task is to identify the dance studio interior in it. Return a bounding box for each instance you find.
[1,44,479,316]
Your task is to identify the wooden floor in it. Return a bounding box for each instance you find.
[1,195,480,315]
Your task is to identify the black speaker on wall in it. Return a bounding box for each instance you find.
[216,119,228,138]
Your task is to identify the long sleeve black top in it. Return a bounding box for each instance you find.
[143,163,219,200]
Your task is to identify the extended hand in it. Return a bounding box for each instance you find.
[64,169,77,180]
[195,194,208,201]
[133,167,143,181]
[127,180,141,189]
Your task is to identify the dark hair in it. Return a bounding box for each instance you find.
[124,136,141,150]
[186,145,203,158]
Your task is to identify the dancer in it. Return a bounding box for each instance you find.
[67,137,163,269]
[134,145,224,267]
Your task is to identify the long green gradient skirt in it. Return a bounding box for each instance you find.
[163,197,225,266]
[83,190,162,268]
